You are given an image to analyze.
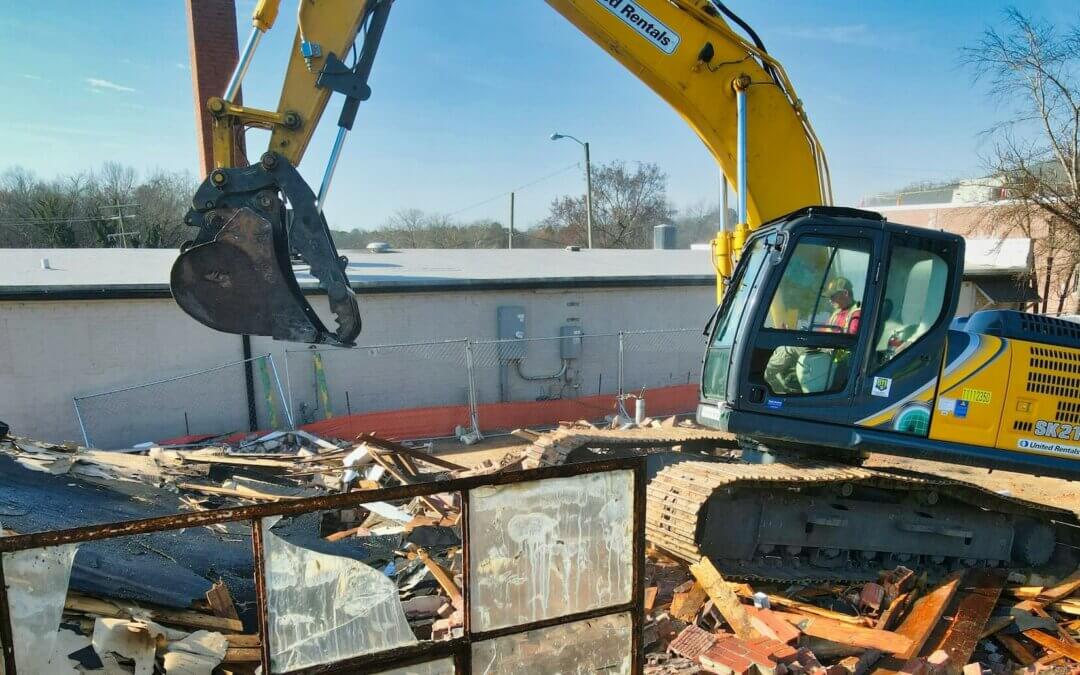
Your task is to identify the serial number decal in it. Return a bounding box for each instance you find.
[596,0,681,54]
[1034,420,1080,441]
[960,388,992,405]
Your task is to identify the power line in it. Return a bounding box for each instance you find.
[446,161,581,218]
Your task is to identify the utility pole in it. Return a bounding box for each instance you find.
[583,142,594,249]
[106,200,139,248]
[509,191,515,250]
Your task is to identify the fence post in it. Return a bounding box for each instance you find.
[73,397,92,448]
[617,331,626,397]
[266,354,295,429]
[464,340,482,439]
[283,350,295,427]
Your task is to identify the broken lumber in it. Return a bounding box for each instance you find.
[65,592,243,633]
[770,610,912,655]
[1023,628,1080,662]
[689,556,761,640]
[995,633,1037,666]
[360,433,468,471]
[1039,568,1080,603]
[922,569,1005,674]
[205,580,240,622]
[670,582,708,623]
[737,587,871,626]
[893,571,964,660]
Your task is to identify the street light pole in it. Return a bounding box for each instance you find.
[583,141,593,249]
[550,132,594,248]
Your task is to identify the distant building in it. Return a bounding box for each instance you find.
[866,172,1077,316]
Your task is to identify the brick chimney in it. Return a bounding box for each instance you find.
[184,0,243,177]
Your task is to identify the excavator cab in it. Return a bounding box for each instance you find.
[698,207,966,457]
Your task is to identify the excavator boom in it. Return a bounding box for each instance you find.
[171,0,829,345]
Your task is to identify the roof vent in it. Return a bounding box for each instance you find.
[565,245,581,252]
[40,257,51,270]
[366,242,392,253]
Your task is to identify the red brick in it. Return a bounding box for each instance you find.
[746,606,802,644]
[859,583,885,613]
[700,644,755,675]
[668,624,717,661]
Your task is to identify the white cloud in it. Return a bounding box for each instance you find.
[86,77,136,93]
[775,24,878,47]
[176,62,188,70]
[20,74,43,81]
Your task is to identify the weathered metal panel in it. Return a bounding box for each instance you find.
[468,470,634,631]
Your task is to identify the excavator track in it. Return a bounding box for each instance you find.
[519,426,1079,583]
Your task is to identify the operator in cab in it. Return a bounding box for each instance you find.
[764,276,861,394]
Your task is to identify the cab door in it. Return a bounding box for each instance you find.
[733,225,883,426]
[849,231,962,435]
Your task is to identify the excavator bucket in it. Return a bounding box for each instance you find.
[171,152,361,347]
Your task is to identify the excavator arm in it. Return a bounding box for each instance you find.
[171,0,829,344]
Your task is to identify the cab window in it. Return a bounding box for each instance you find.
[753,237,871,396]
[872,239,949,370]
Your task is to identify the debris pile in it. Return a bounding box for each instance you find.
[641,549,1080,674]
[0,430,480,673]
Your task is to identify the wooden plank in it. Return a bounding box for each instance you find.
[205,580,240,621]
[670,582,708,622]
[995,633,1037,666]
[877,591,914,631]
[369,451,447,517]
[359,433,469,471]
[689,557,762,640]
[65,592,243,633]
[223,647,263,663]
[893,571,964,660]
[1040,569,1080,603]
[737,587,871,626]
[1023,628,1080,662]
[176,482,287,502]
[922,569,1005,674]
[771,610,912,655]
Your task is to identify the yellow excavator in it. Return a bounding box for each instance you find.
[172,0,1079,581]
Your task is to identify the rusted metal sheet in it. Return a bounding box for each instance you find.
[923,569,1005,674]
[0,455,647,675]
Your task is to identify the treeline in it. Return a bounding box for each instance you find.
[0,164,196,248]
[1,160,727,250]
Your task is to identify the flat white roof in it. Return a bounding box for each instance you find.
[0,247,715,298]
[0,237,1031,300]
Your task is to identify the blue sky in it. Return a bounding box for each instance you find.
[1,1,1076,232]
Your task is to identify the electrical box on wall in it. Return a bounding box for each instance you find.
[560,324,583,359]
[497,306,527,360]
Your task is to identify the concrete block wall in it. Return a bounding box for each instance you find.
[0,284,714,446]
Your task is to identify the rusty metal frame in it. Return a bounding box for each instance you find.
[0,455,646,675]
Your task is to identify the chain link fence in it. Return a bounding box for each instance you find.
[469,333,624,431]
[71,329,705,447]
[73,354,291,449]
[620,328,703,394]
[283,340,471,426]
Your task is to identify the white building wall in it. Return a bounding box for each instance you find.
[1,284,714,446]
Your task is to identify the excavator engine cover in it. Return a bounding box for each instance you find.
[171,152,360,346]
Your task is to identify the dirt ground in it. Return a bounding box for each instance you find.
[438,433,1080,518]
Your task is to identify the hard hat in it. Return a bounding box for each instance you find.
[825,277,853,296]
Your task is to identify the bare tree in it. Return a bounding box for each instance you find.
[0,164,194,248]
[961,8,1080,313]
[541,161,673,248]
